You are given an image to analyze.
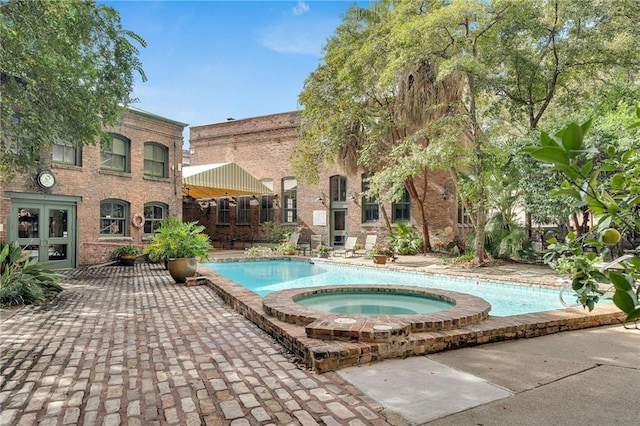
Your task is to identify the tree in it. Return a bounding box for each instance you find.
[294,2,465,253]
[0,0,146,181]
[389,0,640,265]
[525,116,640,323]
[294,0,640,263]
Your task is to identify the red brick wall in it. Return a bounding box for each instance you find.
[0,108,186,265]
[189,111,461,248]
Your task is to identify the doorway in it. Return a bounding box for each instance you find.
[9,195,78,269]
[329,175,349,246]
[330,209,347,246]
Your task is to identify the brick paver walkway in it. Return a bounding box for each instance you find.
[0,264,402,426]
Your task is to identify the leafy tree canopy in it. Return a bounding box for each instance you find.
[0,0,146,180]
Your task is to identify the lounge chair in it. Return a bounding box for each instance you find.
[333,236,358,257]
[290,231,310,256]
[355,234,377,257]
[310,234,323,254]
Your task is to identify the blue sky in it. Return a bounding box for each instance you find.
[104,0,364,143]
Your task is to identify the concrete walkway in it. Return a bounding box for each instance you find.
[339,324,640,425]
[1,257,638,425]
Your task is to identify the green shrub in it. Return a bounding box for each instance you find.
[143,216,213,261]
[245,246,274,257]
[110,244,141,259]
[261,221,290,243]
[387,222,423,255]
[276,241,297,254]
[0,241,63,307]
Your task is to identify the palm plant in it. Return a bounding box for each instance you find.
[484,211,533,260]
[387,222,423,255]
[0,241,63,307]
[143,216,212,261]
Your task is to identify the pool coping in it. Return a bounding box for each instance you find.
[196,257,626,373]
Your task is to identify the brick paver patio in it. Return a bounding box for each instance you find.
[0,263,402,425]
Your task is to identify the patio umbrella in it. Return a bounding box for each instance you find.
[182,162,272,199]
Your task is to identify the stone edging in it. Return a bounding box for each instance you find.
[196,262,627,373]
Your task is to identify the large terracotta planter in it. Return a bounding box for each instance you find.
[372,255,387,265]
[167,258,198,283]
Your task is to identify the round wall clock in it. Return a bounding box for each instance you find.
[37,170,56,189]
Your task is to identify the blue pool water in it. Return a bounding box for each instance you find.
[297,292,454,315]
[203,260,570,317]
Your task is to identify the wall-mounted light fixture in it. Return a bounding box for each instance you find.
[315,194,327,207]
[273,194,280,208]
[348,192,360,205]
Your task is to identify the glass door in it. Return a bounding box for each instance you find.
[13,202,76,269]
[331,209,347,247]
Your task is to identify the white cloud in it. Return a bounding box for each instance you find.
[257,17,337,56]
[292,1,310,16]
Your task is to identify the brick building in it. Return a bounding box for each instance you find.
[187,111,465,249]
[0,107,187,267]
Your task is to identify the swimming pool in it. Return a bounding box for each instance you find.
[203,259,571,316]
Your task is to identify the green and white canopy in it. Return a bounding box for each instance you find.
[182,163,272,199]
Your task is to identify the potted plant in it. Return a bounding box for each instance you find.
[143,217,213,283]
[276,241,297,255]
[316,245,332,258]
[371,241,396,264]
[111,244,141,266]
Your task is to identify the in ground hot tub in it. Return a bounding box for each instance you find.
[262,285,491,344]
[296,290,454,315]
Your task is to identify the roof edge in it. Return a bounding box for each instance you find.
[126,105,189,128]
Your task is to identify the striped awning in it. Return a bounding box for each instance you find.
[182,163,272,199]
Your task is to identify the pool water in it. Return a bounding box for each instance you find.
[296,292,454,315]
[203,260,569,317]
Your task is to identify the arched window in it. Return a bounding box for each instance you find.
[100,199,129,236]
[144,142,168,178]
[101,134,130,172]
[143,202,168,234]
[330,175,347,202]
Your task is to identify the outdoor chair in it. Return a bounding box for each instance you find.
[355,234,377,257]
[290,231,310,256]
[333,236,358,257]
[310,234,324,255]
